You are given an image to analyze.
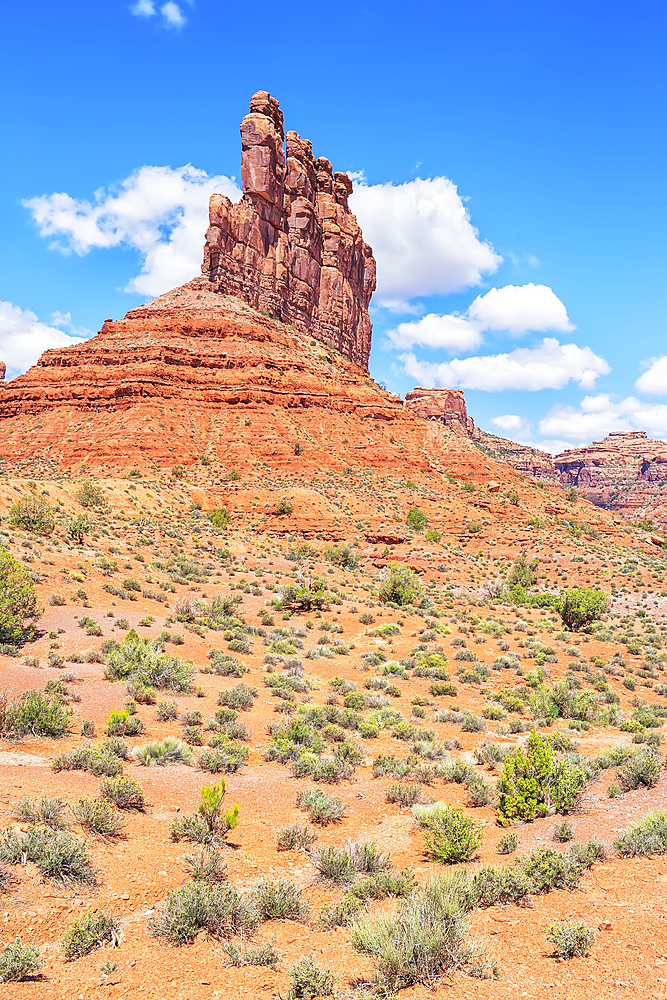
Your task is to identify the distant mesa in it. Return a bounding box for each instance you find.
[202,91,376,369]
[407,386,667,527]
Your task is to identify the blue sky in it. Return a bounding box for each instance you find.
[2,0,667,453]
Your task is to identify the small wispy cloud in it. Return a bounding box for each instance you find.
[130,0,188,28]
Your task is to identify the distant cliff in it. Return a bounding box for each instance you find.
[405,387,667,526]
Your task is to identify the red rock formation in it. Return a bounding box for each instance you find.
[202,92,376,369]
[405,386,555,479]
[404,387,474,435]
[555,430,667,524]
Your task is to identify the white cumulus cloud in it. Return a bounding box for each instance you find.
[131,0,187,26]
[467,282,574,335]
[0,302,89,380]
[349,176,502,310]
[399,337,610,393]
[24,165,240,299]
[491,413,525,432]
[386,282,574,351]
[539,393,667,443]
[635,356,667,395]
[385,312,483,352]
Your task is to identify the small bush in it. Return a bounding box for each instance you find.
[497,832,518,855]
[413,803,484,863]
[149,881,258,945]
[185,847,228,883]
[613,810,667,857]
[171,780,239,845]
[198,742,249,773]
[288,954,335,999]
[386,782,422,807]
[617,750,660,791]
[319,894,364,928]
[156,699,178,721]
[553,820,574,843]
[406,507,428,532]
[559,588,608,631]
[296,788,345,826]
[312,845,355,883]
[224,939,279,967]
[136,737,194,767]
[252,879,309,921]
[70,797,126,839]
[9,495,55,535]
[277,823,317,851]
[378,564,423,607]
[2,688,71,738]
[13,796,67,829]
[275,498,294,516]
[546,920,595,959]
[217,683,257,711]
[350,872,491,991]
[99,776,145,810]
[0,938,43,982]
[61,911,118,960]
[0,825,97,885]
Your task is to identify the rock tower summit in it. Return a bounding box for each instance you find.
[202,92,376,369]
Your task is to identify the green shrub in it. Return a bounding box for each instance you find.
[136,737,194,767]
[197,743,249,773]
[0,938,43,982]
[68,514,91,544]
[296,788,345,825]
[75,480,108,510]
[617,750,660,791]
[9,495,55,535]
[217,683,257,711]
[61,911,118,960]
[350,871,490,991]
[406,507,428,532]
[277,823,317,851]
[52,745,125,777]
[0,550,44,643]
[106,707,145,738]
[185,847,228,882]
[559,588,608,631]
[12,796,67,829]
[288,954,335,999]
[105,633,194,694]
[99,776,145,810]
[319,894,364,928]
[386,782,422,807]
[275,579,335,612]
[207,508,229,530]
[2,688,71,738]
[508,555,538,589]
[148,881,258,945]
[224,939,280,967]
[70,797,126,838]
[425,528,442,543]
[275,497,294,516]
[378,564,423,607]
[0,825,97,885]
[413,803,484,863]
[171,780,239,845]
[613,810,667,857]
[497,730,586,825]
[323,544,358,570]
[497,832,518,855]
[546,920,595,959]
[252,879,309,921]
[553,820,574,842]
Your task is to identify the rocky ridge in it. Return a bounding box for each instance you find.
[202,91,375,368]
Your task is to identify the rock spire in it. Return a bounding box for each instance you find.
[202,91,376,369]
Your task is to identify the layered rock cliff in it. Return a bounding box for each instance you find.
[555,431,667,524]
[202,92,376,369]
[404,386,555,479]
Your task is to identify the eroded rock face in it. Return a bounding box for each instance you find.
[555,431,667,522]
[405,386,556,479]
[404,387,474,435]
[202,91,376,369]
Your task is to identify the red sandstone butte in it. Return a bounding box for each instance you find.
[202,91,376,369]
